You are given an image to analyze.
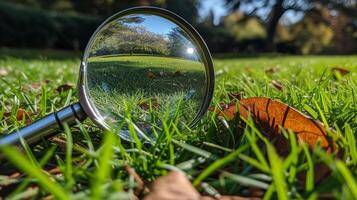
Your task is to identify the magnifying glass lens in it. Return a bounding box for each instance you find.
[83,12,210,133]
[0,7,214,147]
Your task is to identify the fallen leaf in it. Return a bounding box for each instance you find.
[46,167,61,175]
[331,67,349,76]
[271,80,283,91]
[238,97,336,154]
[210,97,336,153]
[22,83,40,92]
[9,172,22,179]
[201,196,260,200]
[139,98,159,111]
[56,83,74,93]
[244,67,252,74]
[0,68,9,76]
[147,70,155,80]
[144,171,200,200]
[124,164,146,196]
[22,80,50,92]
[139,102,150,111]
[144,171,254,200]
[16,109,29,121]
[3,108,33,125]
[264,67,278,74]
[209,97,337,184]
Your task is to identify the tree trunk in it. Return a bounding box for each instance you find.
[265,0,285,52]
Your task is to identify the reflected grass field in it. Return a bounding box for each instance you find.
[0,50,356,199]
[86,55,206,131]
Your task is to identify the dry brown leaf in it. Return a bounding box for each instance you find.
[0,68,10,76]
[239,97,336,183]
[271,80,283,91]
[238,97,336,154]
[138,98,159,111]
[238,97,337,183]
[3,108,33,125]
[210,97,337,183]
[244,67,252,73]
[332,67,350,76]
[15,109,29,121]
[201,196,260,200]
[144,171,200,200]
[47,167,61,175]
[147,70,155,80]
[22,80,50,92]
[56,83,74,93]
[139,102,150,111]
[145,171,255,200]
[210,97,336,153]
[124,164,146,196]
[264,67,278,74]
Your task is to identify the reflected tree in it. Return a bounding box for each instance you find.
[91,18,169,56]
[167,27,191,57]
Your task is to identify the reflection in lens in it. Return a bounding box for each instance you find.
[84,13,207,138]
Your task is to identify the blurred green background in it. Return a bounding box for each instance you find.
[0,0,356,55]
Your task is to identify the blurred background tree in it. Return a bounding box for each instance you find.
[0,0,356,54]
[225,0,356,52]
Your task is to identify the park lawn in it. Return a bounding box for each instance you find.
[0,49,356,199]
[86,55,206,132]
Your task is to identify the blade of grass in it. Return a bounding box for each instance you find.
[302,144,314,193]
[172,139,218,160]
[345,124,357,164]
[91,131,116,200]
[221,171,270,189]
[336,160,357,198]
[63,123,74,189]
[0,146,69,200]
[193,144,249,186]
[266,143,288,200]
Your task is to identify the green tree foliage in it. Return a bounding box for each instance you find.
[70,0,165,16]
[324,10,357,54]
[165,0,199,24]
[291,7,334,54]
[0,1,100,49]
[223,12,266,41]
[91,19,169,56]
[224,0,356,51]
[167,27,190,57]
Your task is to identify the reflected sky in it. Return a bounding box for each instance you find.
[122,15,176,35]
[120,14,200,61]
[94,13,201,61]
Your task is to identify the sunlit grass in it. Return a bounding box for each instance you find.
[0,50,356,199]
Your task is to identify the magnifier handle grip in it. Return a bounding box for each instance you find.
[0,103,87,147]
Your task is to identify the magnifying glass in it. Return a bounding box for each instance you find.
[0,7,214,146]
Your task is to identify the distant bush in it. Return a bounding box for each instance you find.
[0,2,101,50]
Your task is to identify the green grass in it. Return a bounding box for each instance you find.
[0,49,356,199]
[86,55,205,131]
